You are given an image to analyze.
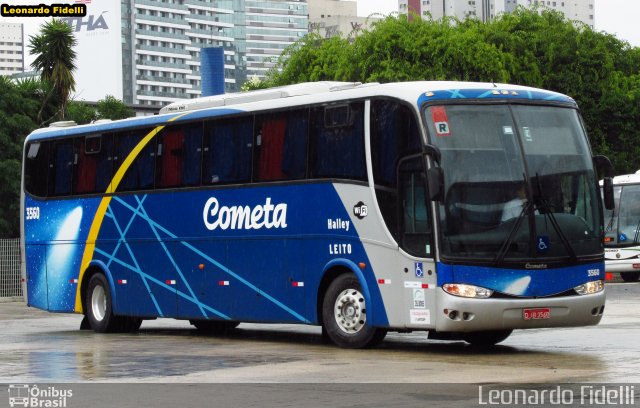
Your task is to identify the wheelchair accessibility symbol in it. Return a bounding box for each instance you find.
[537,236,550,253]
[415,262,424,278]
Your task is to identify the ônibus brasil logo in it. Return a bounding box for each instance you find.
[8,385,73,408]
[203,197,288,231]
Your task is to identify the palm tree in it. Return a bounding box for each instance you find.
[28,19,77,124]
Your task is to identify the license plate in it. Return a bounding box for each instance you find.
[523,308,550,320]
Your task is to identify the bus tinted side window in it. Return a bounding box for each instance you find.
[73,135,114,194]
[310,102,366,181]
[116,129,156,192]
[203,116,253,185]
[48,140,74,196]
[254,109,308,182]
[370,100,422,240]
[24,141,49,197]
[156,123,203,188]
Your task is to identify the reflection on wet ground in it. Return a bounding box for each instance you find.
[1,282,639,383]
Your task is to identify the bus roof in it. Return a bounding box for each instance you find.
[610,172,640,186]
[25,81,576,143]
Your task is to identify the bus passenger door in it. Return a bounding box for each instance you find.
[398,157,434,259]
[398,157,437,327]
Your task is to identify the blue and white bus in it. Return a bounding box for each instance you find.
[603,172,640,282]
[21,81,609,348]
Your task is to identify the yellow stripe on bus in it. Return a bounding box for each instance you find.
[74,113,189,313]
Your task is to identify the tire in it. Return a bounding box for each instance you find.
[463,330,512,346]
[620,272,640,282]
[85,273,121,333]
[120,317,143,332]
[322,273,387,349]
[190,320,239,334]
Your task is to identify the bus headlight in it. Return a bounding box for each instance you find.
[442,283,493,299]
[574,280,604,295]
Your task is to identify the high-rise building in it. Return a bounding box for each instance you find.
[0,23,24,76]
[63,0,308,107]
[399,0,595,28]
[308,0,380,39]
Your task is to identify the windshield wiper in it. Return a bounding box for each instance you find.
[633,219,640,243]
[494,200,532,266]
[604,208,616,234]
[532,174,577,260]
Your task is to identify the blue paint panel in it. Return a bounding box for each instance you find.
[46,243,83,311]
[24,196,100,311]
[172,240,229,320]
[24,183,388,325]
[436,261,604,297]
[417,88,576,107]
[25,244,48,310]
[83,183,379,324]
[225,239,302,323]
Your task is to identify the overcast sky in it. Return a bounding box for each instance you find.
[357,0,640,47]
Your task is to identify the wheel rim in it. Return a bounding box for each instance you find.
[91,285,107,322]
[334,288,366,334]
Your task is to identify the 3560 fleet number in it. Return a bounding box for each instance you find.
[26,207,40,220]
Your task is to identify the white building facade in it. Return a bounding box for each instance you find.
[0,23,24,76]
[61,0,307,107]
[398,0,595,28]
[308,0,380,39]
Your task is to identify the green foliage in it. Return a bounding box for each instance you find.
[241,75,272,91]
[0,77,41,237]
[96,95,134,120]
[28,18,77,124]
[66,101,97,125]
[268,8,640,174]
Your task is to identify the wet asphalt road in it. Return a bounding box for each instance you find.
[1,283,639,407]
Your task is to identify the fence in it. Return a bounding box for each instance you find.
[0,238,22,299]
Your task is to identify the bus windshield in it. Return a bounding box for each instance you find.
[604,184,640,245]
[425,104,602,263]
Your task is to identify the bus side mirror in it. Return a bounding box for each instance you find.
[593,155,614,177]
[602,177,615,210]
[427,167,444,202]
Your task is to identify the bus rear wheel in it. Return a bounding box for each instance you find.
[620,272,640,282]
[463,330,512,346]
[86,274,121,333]
[190,320,239,334]
[322,273,386,349]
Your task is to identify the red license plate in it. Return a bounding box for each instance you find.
[523,308,550,320]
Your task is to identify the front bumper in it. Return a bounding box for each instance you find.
[435,289,605,332]
[604,259,640,273]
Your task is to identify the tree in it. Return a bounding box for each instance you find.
[241,75,271,92]
[0,77,41,237]
[66,100,97,124]
[28,18,77,124]
[266,8,640,173]
[96,95,134,120]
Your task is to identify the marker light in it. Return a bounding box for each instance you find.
[442,283,493,299]
[574,280,604,295]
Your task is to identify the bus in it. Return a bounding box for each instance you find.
[603,171,640,282]
[21,81,609,348]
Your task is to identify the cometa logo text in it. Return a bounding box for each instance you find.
[203,197,288,230]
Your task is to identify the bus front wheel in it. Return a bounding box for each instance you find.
[462,330,512,346]
[322,273,386,349]
[620,272,640,282]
